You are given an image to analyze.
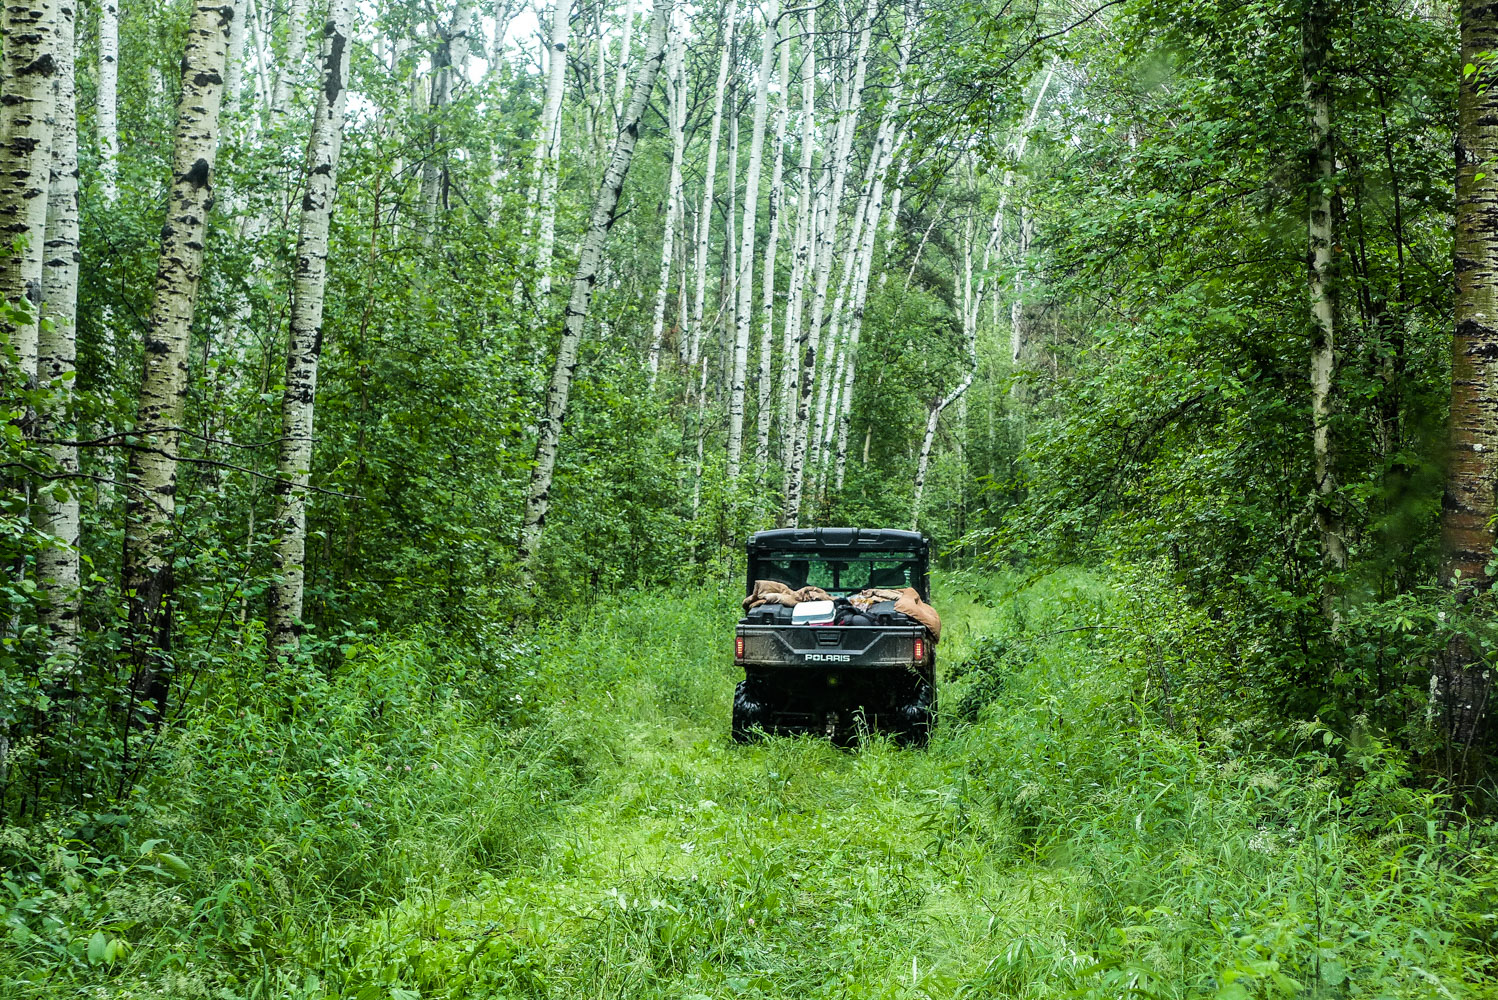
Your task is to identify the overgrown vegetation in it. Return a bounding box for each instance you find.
[5,574,1490,997]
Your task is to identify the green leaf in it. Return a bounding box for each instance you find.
[86,930,107,964]
[1466,62,1478,77]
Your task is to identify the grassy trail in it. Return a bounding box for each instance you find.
[13,573,1490,998]
[332,580,1012,999]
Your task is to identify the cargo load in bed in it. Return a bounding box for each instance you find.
[731,528,939,746]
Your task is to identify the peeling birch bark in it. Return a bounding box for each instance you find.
[268,0,354,658]
[518,0,672,569]
[122,0,235,722]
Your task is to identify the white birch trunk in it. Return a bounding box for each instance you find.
[269,0,354,656]
[783,0,874,525]
[518,0,672,568]
[777,9,815,469]
[530,0,572,293]
[609,0,636,123]
[647,22,686,381]
[0,0,58,378]
[97,0,119,202]
[687,0,737,367]
[726,0,778,479]
[270,0,309,120]
[753,30,790,473]
[38,0,79,654]
[224,0,248,109]
[122,0,235,714]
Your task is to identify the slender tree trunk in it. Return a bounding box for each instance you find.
[518,0,672,569]
[610,0,636,123]
[530,0,572,295]
[0,0,59,377]
[778,11,815,473]
[1304,0,1348,592]
[836,125,908,490]
[269,0,353,658]
[783,0,874,526]
[270,0,309,119]
[687,0,736,368]
[647,23,686,382]
[753,28,790,475]
[1436,0,1498,762]
[912,220,976,529]
[121,0,235,722]
[224,0,248,110]
[97,0,119,202]
[37,0,79,656]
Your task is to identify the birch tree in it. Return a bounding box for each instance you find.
[518,0,673,569]
[0,0,59,377]
[1437,0,1498,755]
[754,30,791,471]
[269,0,355,657]
[783,0,874,525]
[98,0,120,202]
[37,0,80,654]
[1304,0,1347,594]
[270,0,310,119]
[647,23,687,381]
[726,0,780,479]
[777,9,815,468]
[687,0,736,367]
[122,0,236,719]
[530,0,573,294]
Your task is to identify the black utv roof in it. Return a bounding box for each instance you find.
[747,527,929,555]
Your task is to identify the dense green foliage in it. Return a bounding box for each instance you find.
[4,574,1492,997]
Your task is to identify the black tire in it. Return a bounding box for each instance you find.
[732,679,770,743]
[892,677,935,748]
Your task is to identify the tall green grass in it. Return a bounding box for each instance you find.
[2,572,1494,997]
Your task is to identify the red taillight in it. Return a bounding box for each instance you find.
[735,635,745,660]
[913,637,925,663]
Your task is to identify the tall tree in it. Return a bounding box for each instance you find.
[270,0,310,119]
[647,22,687,381]
[97,0,119,202]
[1438,0,1498,756]
[0,0,59,377]
[37,0,80,655]
[121,0,236,720]
[687,0,736,367]
[778,9,815,470]
[726,0,779,480]
[783,0,874,526]
[518,0,673,568]
[1304,0,1347,596]
[269,0,355,658]
[754,28,791,472]
[530,0,573,294]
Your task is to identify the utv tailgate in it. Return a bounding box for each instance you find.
[737,625,926,668]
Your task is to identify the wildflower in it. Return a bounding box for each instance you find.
[404,765,411,772]
[431,762,439,771]
[747,917,755,927]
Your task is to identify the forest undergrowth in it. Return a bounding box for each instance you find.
[3,571,1495,998]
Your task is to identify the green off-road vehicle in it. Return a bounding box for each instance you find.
[732,527,937,746]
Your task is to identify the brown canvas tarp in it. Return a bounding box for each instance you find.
[743,580,942,643]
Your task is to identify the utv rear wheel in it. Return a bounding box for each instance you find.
[892,677,935,748]
[732,679,770,743]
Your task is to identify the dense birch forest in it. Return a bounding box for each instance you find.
[4,0,1498,994]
